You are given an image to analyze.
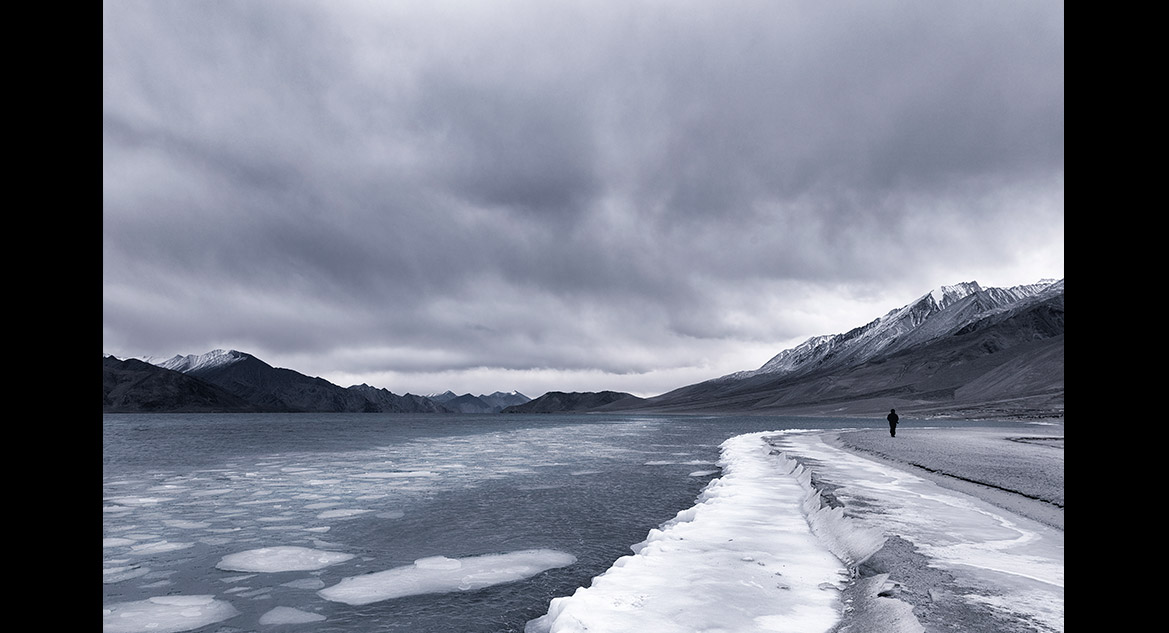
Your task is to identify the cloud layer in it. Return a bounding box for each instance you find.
[103,1,1064,397]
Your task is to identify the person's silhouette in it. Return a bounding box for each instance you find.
[887,409,899,437]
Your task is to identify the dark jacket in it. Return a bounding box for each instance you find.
[887,412,899,425]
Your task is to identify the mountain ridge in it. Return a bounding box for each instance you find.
[614,279,1064,418]
[501,391,642,414]
[735,280,1059,383]
[103,278,1063,419]
[103,356,264,413]
[102,351,532,414]
[428,390,532,413]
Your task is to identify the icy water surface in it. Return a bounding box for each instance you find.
[104,413,858,632]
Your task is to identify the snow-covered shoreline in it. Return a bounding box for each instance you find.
[529,424,1064,633]
[526,430,863,633]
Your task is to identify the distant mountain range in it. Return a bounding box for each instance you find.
[102,350,530,414]
[501,391,641,414]
[428,390,532,414]
[103,278,1063,419]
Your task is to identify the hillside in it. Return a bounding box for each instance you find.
[103,356,262,413]
[103,351,453,414]
[615,281,1064,419]
[103,279,1063,419]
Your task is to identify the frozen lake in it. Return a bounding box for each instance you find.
[103,413,1057,632]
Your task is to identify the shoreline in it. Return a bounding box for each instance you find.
[824,424,1064,531]
[798,425,1064,632]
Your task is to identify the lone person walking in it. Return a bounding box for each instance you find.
[887,409,899,437]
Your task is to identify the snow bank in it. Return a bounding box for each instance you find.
[527,431,865,633]
[771,448,886,568]
[318,549,577,605]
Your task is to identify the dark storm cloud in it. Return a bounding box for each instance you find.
[103,0,1063,395]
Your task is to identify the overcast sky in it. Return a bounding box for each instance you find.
[103,1,1063,398]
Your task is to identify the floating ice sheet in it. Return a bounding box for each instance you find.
[216,546,355,573]
[259,606,326,625]
[319,549,577,605]
[102,595,239,633]
[129,540,193,555]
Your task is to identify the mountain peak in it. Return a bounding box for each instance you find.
[154,349,251,373]
[927,281,982,309]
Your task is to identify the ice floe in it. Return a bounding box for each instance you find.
[315,508,370,520]
[319,550,577,605]
[216,546,355,573]
[259,606,326,624]
[129,540,194,555]
[102,595,239,633]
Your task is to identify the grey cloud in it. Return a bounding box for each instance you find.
[103,1,1063,394]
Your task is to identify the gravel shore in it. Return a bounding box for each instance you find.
[826,424,1064,530]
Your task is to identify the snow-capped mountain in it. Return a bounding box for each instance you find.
[624,279,1064,418]
[104,279,1063,418]
[734,279,1060,381]
[103,355,263,413]
[152,349,250,374]
[103,349,523,414]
